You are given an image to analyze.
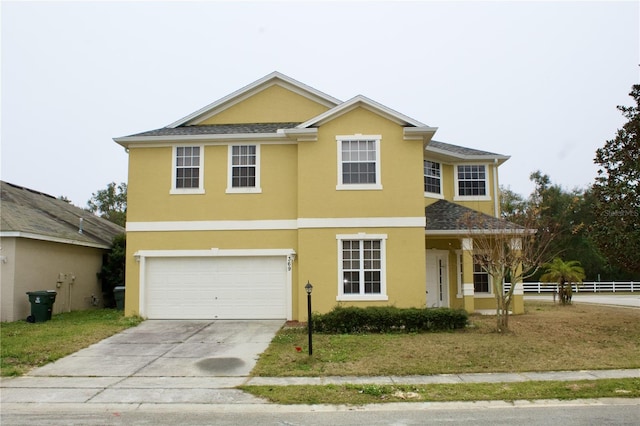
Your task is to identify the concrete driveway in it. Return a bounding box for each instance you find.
[31,319,284,378]
[0,320,284,405]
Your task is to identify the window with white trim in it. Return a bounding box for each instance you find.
[172,146,204,194]
[456,164,488,197]
[424,160,442,196]
[337,234,388,301]
[456,250,463,297]
[473,255,490,293]
[336,135,382,190]
[227,144,261,193]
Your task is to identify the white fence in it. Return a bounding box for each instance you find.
[504,281,637,293]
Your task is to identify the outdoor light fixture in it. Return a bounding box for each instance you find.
[305,281,313,356]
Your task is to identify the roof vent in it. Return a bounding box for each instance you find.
[78,218,84,234]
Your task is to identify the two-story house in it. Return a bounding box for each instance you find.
[114,72,524,321]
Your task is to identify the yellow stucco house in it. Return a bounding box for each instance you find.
[114,72,524,321]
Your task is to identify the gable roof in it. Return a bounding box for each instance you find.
[425,199,525,235]
[113,72,506,161]
[0,181,124,249]
[297,95,429,128]
[168,72,341,128]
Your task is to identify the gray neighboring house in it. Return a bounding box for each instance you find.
[0,181,124,322]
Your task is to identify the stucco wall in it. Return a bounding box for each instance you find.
[423,162,499,217]
[199,84,331,124]
[1,237,105,322]
[0,237,17,322]
[127,144,299,222]
[297,227,427,318]
[124,229,299,318]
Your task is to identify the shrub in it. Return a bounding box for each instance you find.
[312,306,468,333]
[98,233,126,308]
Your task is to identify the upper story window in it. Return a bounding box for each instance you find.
[337,233,388,301]
[227,144,261,193]
[171,146,204,194]
[424,160,443,197]
[336,135,382,190]
[454,164,490,201]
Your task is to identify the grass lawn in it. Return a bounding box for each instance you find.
[244,301,640,404]
[252,302,640,377]
[241,378,640,405]
[1,309,142,377]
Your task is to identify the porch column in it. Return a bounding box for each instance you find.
[461,238,475,313]
[510,238,525,314]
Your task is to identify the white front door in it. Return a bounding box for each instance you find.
[425,250,449,308]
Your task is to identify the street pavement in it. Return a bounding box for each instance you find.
[525,293,640,308]
[1,314,639,410]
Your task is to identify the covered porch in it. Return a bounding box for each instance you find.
[424,200,525,314]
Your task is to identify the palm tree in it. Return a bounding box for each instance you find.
[540,258,586,304]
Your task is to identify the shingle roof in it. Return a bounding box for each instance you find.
[425,199,524,232]
[1,181,124,248]
[127,122,301,138]
[428,140,503,157]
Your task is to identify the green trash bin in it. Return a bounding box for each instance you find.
[26,291,57,323]
[113,286,125,310]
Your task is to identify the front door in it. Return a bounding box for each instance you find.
[425,250,449,308]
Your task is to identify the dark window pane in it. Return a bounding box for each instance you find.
[343,272,360,294]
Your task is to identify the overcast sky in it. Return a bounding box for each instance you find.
[2,1,638,208]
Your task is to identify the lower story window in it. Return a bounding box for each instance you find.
[338,234,388,300]
[473,255,490,293]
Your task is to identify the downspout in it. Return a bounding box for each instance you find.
[493,158,499,218]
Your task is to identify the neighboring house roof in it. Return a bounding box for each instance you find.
[425,199,525,235]
[0,181,124,249]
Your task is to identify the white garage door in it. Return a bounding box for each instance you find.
[144,256,287,319]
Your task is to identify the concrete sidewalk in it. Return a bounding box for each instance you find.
[2,369,638,405]
[245,369,640,386]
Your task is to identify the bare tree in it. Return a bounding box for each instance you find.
[461,211,556,332]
